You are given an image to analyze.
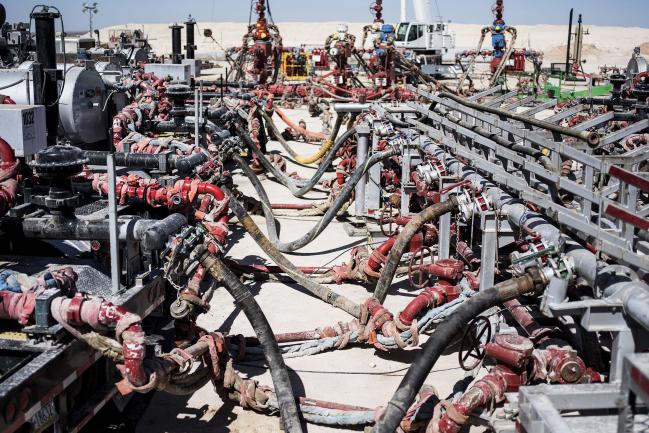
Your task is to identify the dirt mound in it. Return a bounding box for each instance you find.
[543,43,604,62]
[640,42,649,54]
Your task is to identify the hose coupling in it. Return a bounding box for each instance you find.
[455,188,491,221]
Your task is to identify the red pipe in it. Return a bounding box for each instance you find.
[270,203,315,210]
[364,237,396,277]
[0,137,19,180]
[196,182,226,201]
[0,179,17,217]
[51,296,148,387]
[88,173,230,246]
[398,280,462,327]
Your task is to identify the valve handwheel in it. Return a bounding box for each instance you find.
[379,202,400,237]
[408,246,434,289]
[458,316,492,371]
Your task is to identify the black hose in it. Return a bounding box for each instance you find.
[372,270,548,433]
[435,107,556,173]
[437,91,600,146]
[233,148,399,252]
[373,199,460,304]
[199,253,303,433]
[223,187,361,318]
[385,113,410,128]
[234,117,357,197]
[84,151,207,174]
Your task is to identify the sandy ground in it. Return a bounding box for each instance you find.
[134,108,481,433]
[94,21,649,73]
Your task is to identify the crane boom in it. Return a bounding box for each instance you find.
[412,0,433,23]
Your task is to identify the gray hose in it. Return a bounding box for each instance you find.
[199,253,303,433]
[224,187,361,318]
[235,120,358,197]
[233,148,399,252]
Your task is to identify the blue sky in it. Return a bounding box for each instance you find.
[3,0,648,32]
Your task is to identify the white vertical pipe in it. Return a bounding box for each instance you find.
[107,154,121,294]
[194,87,199,147]
[401,0,407,22]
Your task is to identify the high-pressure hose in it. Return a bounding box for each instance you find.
[198,252,303,433]
[432,106,557,173]
[373,198,460,304]
[261,110,345,164]
[292,114,344,165]
[224,186,361,318]
[235,116,357,197]
[260,108,298,158]
[436,92,600,146]
[371,269,549,433]
[233,148,400,252]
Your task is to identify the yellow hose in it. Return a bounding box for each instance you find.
[294,114,344,164]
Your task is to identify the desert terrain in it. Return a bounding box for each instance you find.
[93,21,649,73]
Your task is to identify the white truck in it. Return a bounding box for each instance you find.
[393,0,458,78]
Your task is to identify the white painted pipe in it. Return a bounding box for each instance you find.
[401,0,407,22]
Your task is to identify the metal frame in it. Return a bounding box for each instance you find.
[405,85,649,272]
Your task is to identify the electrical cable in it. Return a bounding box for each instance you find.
[0,77,26,91]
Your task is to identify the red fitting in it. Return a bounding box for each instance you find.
[542,346,587,384]
[0,178,18,217]
[365,298,393,331]
[122,323,148,387]
[398,280,461,327]
[415,259,465,282]
[0,137,19,182]
[364,238,395,277]
[52,296,147,387]
[484,334,534,370]
[438,372,507,433]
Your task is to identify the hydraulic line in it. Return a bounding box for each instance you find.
[268,110,344,165]
[436,91,600,146]
[198,252,303,433]
[84,150,208,174]
[371,269,549,433]
[434,106,557,173]
[235,120,358,197]
[259,108,298,158]
[223,187,361,318]
[233,148,400,252]
[273,107,326,141]
[373,198,460,304]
